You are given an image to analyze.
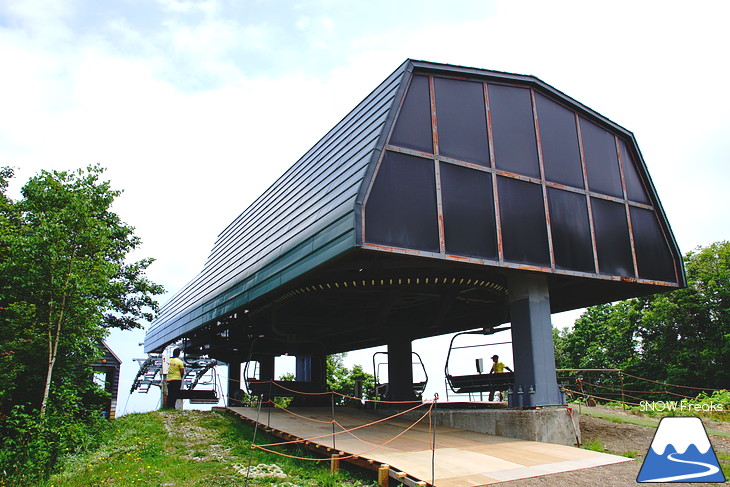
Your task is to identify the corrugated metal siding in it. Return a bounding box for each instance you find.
[145,63,409,352]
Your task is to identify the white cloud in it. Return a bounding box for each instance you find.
[156,0,220,16]
[2,0,728,414]
[0,0,77,42]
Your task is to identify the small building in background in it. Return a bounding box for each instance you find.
[92,341,122,419]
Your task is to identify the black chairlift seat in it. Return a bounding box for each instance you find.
[246,380,326,397]
[179,356,220,404]
[375,380,428,398]
[177,388,219,404]
[447,372,514,394]
[444,326,514,396]
[373,351,429,399]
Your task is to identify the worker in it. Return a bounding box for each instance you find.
[488,354,512,401]
[166,348,185,409]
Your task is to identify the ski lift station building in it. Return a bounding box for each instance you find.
[145,60,684,410]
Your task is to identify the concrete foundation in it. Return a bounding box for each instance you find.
[374,405,580,446]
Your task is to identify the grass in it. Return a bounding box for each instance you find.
[581,438,606,453]
[38,404,730,485]
[43,410,376,487]
[717,452,730,478]
[582,438,639,459]
[570,403,659,428]
[570,403,730,437]
[576,402,730,477]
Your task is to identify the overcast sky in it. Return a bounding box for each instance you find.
[2,0,728,414]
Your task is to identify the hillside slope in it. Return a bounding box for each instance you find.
[45,409,374,487]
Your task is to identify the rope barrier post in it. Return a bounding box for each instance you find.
[378,464,390,487]
[245,394,265,487]
[330,453,340,473]
[331,391,337,452]
[267,380,273,427]
[620,371,626,410]
[431,394,438,487]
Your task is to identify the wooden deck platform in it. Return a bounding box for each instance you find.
[227,405,631,486]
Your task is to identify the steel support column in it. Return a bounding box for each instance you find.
[293,352,328,406]
[227,361,241,407]
[296,354,313,382]
[254,353,276,406]
[508,274,563,407]
[387,337,417,402]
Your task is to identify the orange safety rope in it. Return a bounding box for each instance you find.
[251,401,436,462]
[332,419,415,453]
[332,390,424,405]
[570,388,691,405]
[273,404,336,425]
[229,376,425,405]
[619,372,725,392]
[563,387,642,407]
[254,400,432,448]
[577,379,698,400]
[247,380,332,396]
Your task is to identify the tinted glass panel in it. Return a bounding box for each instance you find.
[498,177,550,265]
[434,77,490,165]
[390,75,433,153]
[581,118,623,197]
[591,197,634,277]
[365,151,439,251]
[619,139,650,204]
[547,188,594,272]
[441,163,498,259]
[535,93,584,188]
[630,207,676,282]
[488,84,540,178]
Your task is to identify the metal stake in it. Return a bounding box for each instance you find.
[245,394,264,487]
[331,392,337,451]
[431,394,438,486]
[267,380,273,427]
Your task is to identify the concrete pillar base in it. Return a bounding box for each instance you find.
[374,406,580,446]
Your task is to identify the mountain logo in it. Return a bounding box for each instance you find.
[637,416,726,483]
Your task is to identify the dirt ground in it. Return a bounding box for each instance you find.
[493,409,729,487]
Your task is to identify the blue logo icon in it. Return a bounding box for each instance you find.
[637,416,726,483]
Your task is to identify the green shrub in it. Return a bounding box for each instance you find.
[0,404,109,486]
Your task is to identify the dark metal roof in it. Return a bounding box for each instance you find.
[145,61,410,352]
[92,340,122,367]
[146,60,684,355]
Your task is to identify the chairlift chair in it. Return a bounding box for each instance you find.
[372,351,429,400]
[444,326,514,401]
[177,357,220,404]
[131,353,220,404]
[243,357,327,403]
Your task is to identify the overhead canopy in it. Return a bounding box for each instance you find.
[145,60,684,358]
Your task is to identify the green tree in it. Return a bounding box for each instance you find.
[326,353,376,404]
[634,241,729,389]
[552,326,570,369]
[558,301,641,371]
[0,165,164,415]
[558,241,729,392]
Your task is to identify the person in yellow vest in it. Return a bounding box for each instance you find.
[166,348,185,409]
[488,354,512,401]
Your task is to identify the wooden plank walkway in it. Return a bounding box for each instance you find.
[228,406,631,486]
